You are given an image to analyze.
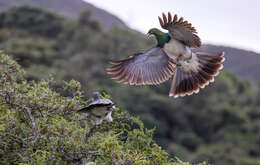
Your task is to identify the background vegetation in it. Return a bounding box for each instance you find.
[0,6,260,165]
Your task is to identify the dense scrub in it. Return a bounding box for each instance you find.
[0,54,208,164]
[0,6,260,165]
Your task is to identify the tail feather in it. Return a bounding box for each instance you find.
[178,72,187,96]
[199,64,218,76]
[169,52,225,98]
[194,72,206,87]
[186,73,194,95]
[198,55,225,63]
[199,59,222,71]
[189,73,199,93]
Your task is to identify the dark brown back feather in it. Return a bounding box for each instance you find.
[158,12,201,48]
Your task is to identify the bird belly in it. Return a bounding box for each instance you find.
[179,53,200,73]
[90,106,107,117]
[163,39,191,59]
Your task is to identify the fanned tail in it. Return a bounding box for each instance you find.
[169,52,225,98]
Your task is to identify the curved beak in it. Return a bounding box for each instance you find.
[146,33,151,38]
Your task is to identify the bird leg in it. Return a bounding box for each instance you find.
[175,54,183,67]
[85,119,100,139]
[85,118,104,139]
[177,53,193,64]
[177,53,183,61]
[85,121,94,139]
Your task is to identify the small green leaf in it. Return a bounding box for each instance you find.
[0,124,5,131]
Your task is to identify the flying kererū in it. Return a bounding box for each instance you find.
[77,92,115,125]
[107,12,225,98]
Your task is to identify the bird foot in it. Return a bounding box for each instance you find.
[177,54,183,61]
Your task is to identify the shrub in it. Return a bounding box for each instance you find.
[0,54,206,164]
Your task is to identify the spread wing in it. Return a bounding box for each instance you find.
[107,47,176,85]
[77,99,113,113]
[77,103,111,113]
[158,12,201,48]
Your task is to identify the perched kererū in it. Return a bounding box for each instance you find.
[77,92,115,125]
[107,12,225,98]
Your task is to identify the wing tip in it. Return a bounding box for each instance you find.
[109,61,122,65]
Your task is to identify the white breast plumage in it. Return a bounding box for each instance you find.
[163,39,199,73]
[163,39,186,57]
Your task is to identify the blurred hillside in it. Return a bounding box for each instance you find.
[0,0,127,28]
[0,4,260,165]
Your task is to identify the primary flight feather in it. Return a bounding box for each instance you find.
[107,12,225,98]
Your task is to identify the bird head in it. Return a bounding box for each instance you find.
[146,28,161,38]
[107,104,116,112]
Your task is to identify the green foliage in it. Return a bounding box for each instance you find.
[78,10,101,31]
[0,54,202,165]
[3,37,57,66]
[0,6,65,37]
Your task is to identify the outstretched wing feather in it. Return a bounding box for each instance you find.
[107,47,176,85]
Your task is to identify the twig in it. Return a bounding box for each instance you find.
[87,151,98,154]
[17,153,25,162]
[25,107,40,144]
[5,133,27,146]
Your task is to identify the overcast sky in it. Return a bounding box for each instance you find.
[85,0,260,53]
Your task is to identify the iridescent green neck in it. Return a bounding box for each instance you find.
[155,33,170,48]
[148,28,171,48]
[151,30,170,48]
